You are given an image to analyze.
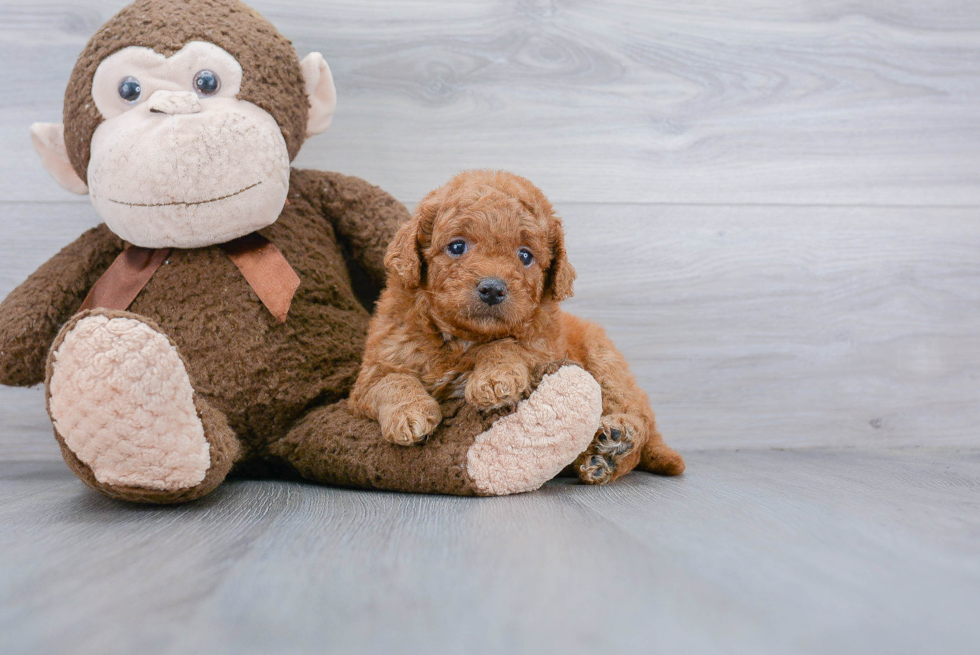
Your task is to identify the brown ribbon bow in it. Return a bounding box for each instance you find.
[79,234,300,323]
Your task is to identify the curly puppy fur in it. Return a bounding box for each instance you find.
[350,170,685,484]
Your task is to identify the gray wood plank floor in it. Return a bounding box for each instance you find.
[1,449,978,655]
[0,1,978,653]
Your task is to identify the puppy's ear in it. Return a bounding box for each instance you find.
[384,218,423,287]
[545,216,576,302]
[384,189,441,287]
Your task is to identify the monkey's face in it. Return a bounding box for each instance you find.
[86,42,290,249]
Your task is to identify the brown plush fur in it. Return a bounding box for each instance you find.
[0,0,512,502]
[64,0,310,179]
[0,169,512,500]
[2,170,389,447]
[271,359,570,497]
[2,0,611,502]
[350,171,685,484]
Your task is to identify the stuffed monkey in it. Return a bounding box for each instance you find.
[0,0,604,503]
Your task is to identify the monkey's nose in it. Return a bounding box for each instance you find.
[477,278,508,306]
[147,90,203,115]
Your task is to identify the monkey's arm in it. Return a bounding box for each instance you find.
[292,169,408,290]
[0,224,124,386]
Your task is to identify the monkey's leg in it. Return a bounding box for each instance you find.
[269,365,602,496]
[46,309,241,504]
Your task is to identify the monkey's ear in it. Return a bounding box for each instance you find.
[300,53,337,137]
[30,123,88,195]
[545,217,576,302]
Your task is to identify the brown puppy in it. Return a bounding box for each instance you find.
[350,170,684,484]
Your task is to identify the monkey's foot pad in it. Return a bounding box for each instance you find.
[466,365,603,495]
[48,315,210,491]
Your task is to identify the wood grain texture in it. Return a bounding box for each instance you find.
[1,201,977,458]
[1,449,977,655]
[1,3,978,653]
[557,203,980,449]
[0,0,978,204]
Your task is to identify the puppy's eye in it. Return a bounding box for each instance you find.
[518,248,535,267]
[447,240,467,257]
[193,70,221,96]
[118,77,142,103]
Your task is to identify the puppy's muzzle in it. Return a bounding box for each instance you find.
[477,278,508,306]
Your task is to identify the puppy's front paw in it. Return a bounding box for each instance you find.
[379,396,442,446]
[465,364,531,410]
[576,414,642,485]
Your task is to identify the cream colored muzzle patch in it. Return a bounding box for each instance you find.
[49,316,210,491]
[467,366,603,495]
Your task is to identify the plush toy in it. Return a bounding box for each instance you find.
[0,0,606,504]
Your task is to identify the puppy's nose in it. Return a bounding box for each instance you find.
[477,278,508,306]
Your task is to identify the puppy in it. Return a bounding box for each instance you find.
[349,171,684,484]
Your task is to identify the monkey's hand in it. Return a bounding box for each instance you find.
[0,224,122,387]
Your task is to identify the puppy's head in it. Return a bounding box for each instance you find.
[385,170,575,340]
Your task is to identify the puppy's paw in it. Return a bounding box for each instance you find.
[379,396,442,446]
[465,364,531,410]
[576,414,642,485]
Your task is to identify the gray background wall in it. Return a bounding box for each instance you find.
[2,4,979,654]
[1,0,978,457]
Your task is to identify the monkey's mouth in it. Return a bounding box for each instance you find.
[107,181,262,208]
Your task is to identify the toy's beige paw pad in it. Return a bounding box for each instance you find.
[466,366,602,495]
[577,415,640,485]
[49,315,210,491]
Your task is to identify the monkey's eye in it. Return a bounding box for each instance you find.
[193,70,220,96]
[446,240,468,257]
[518,248,535,267]
[118,77,142,103]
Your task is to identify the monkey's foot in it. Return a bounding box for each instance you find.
[466,365,602,495]
[47,310,238,503]
[575,414,644,485]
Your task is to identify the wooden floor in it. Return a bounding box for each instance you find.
[1,1,978,653]
[2,449,978,654]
